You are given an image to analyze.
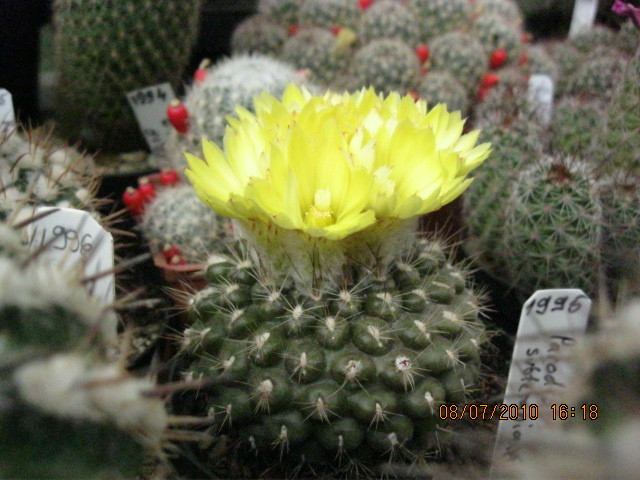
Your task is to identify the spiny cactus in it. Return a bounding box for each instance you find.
[231,14,288,56]
[297,0,361,30]
[567,52,627,101]
[472,13,523,63]
[281,28,350,84]
[570,25,618,55]
[0,126,98,223]
[258,0,302,26]
[352,38,421,94]
[474,0,524,26]
[140,183,232,263]
[550,96,603,158]
[408,0,472,41]
[502,156,602,296]
[0,218,167,479]
[53,0,201,153]
[173,85,492,476]
[524,44,559,82]
[358,0,420,46]
[164,54,308,171]
[428,32,488,93]
[416,71,469,115]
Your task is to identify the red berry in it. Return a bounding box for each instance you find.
[331,25,342,35]
[415,44,430,64]
[521,33,532,43]
[122,187,144,216]
[159,167,180,186]
[408,90,420,102]
[170,255,186,266]
[359,0,373,10]
[489,48,508,69]
[162,244,181,261]
[138,176,156,202]
[288,24,299,36]
[477,87,489,101]
[167,99,189,134]
[194,58,211,84]
[481,73,500,88]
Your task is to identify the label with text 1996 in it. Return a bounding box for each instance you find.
[490,289,591,478]
[126,83,176,152]
[26,207,115,307]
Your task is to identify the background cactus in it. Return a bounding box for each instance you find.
[140,183,233,263]
[428,32,488,93]
[52,0,201,153]
[297,0,361,30]
[408,0,472,41]
[230,15,288,56]
[358,0,421,46]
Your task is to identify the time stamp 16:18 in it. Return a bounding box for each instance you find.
[438,403,599,421]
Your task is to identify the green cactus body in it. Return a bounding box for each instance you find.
[428,32,487,93]
[140,184,232,262]
[570,26,617,55]
[408,0,472,42]
[358,0,420,46]
[472,13,523,62]
[182,237,486,473]
[417,71,469,114]
[502,157,602,296]
[595,48,640,175]
[548,42,585,97]
[164,54,306,168]
[53,0,201,153]
[352,38,421,94]
[258,0,302,26]
[616,20,640,57]
[524,44,559,81]
[231,14,288,56]
[474,0,524,26]
[297,0,361,30]
[281,28,348,84]
[550,96,603,158]
[567,52,627,101]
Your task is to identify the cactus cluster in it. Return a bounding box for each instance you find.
[464,42,640,300]
[228,0,533,115]
[162,54,311,172]
[0,126,98,223]
[0,217,167,479]
[53,0,201,153]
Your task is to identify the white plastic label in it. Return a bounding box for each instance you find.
[27,207,115,306]
[0,88,16,133]
[126,83,175,152]
[490,289,591,477]
[569,0,599,37]
[527,74,554,127]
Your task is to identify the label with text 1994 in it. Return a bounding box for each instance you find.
[490,289,591,478]
[126,83,176,152]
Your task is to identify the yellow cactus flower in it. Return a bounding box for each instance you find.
[185,84,490,241]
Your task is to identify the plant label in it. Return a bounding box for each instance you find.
[0,89,16,133]
[127,83,176,152]
[569,0,599,37]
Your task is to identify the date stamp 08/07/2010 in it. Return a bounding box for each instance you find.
[438,403,599,421]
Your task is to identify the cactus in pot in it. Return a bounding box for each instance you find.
[170,84,493,476]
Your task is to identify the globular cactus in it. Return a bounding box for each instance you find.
[501,156,603,296]
[231,15,288,56]
[358,0,420,46]
[472,13,524,63]
[408,0,472,41]
[174,85,493,476]
[52,0,201,153]
[352,38,421,94]
[281,28,350,84]
[550,96,603,158]
[297,0,361,30]
[0,126,98,222]
[0,218,167,479]
[428,32,488,93]
[258,0,302,26]
[569,25,618,55]
[164,54,308,171]
[140,183,232,263]
[474,0,524,26]
[416,71,469,115]
[567,52,627,101]
[523,44,559,82]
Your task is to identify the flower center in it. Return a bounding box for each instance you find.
[305,189,334,228]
